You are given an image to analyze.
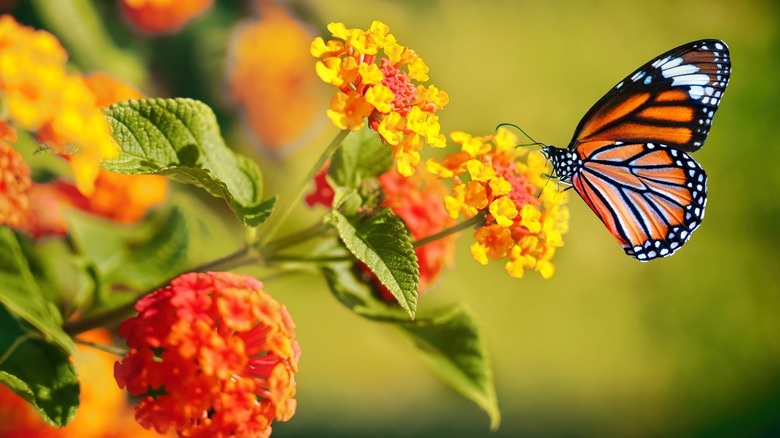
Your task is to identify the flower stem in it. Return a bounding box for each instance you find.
[412,213,485,248]
[265,254,352,264]
[260,221,333,256]
[74,338,127,357]
[62,245,256,336]
[257,129,350,248]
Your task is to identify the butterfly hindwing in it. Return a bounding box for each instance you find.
[569,142,707,261]
[570,39,730,153]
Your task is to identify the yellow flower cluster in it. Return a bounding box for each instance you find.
[427,128,569,279]
[311,21,449,176]
[0,15,118,195]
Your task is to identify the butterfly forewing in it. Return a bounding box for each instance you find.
[571,39,730,152]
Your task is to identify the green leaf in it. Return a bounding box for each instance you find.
[104,98,275,227]
[399,305,500,430]
[329,209,418,318]
[328,124,393,189]
[0,305,79,427]
[322,262,413,322]
[0,227,75,356]
[67,207,191,313]
[321,263,500,428]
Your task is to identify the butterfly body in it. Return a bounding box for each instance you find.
[542,40,730,261]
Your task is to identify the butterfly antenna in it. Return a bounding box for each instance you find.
[495,122,548,148]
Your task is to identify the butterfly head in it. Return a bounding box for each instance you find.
[540,145,580,184]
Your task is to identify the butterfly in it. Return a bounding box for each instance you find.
[540,39,730,261]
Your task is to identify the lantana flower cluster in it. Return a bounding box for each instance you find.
[427,128,569,279]
[312,21,449,176]
[114,272,300,438]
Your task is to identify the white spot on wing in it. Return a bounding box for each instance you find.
[662,64,699,78]
[673,74,711,87]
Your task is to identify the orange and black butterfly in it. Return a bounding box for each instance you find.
[541,39,731,261]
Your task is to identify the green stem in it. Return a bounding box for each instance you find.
[257,130,350,248]
[265,254,352,264]
[413,213,485,248]
[62,245,255,336]
[261,221,333,256]
[74,338,127,357]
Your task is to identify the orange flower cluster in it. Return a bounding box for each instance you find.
[312,21,449,176]
[0,15,118,195]
[427,128,569,279]
[0,329,172,438]
[0,123,30,231]
[120,0,213,34]
[227,4,326,154]
[115,272,300,437]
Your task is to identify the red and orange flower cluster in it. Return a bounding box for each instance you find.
[312,21,449,176]
[115,272,300,437]
[0,16,166,237]
[428,128,569,279]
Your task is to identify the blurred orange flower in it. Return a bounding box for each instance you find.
[227,3,326,154]
[0,329,174,437]
[120,0,213,34]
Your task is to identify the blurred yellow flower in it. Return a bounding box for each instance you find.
[429,128,569,279]
[312,20,448,176]
[24,72,168,237]
[0,15,118,195]
[227,3,326,155]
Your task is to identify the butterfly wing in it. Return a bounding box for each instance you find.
[570,141,706,261]
[569,39,730,152]
[563,40,728,260]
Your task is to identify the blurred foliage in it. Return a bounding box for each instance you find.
[9,0,780,436]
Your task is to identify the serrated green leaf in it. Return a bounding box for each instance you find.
[399,305,500,429]
[328,124,393,189]
[330,209,418,318]
[0,227,75,356]
[321,262,413,322]
[104,98,275,226]
[0,305,79,427]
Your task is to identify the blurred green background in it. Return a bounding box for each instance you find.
[13,0,780,436]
